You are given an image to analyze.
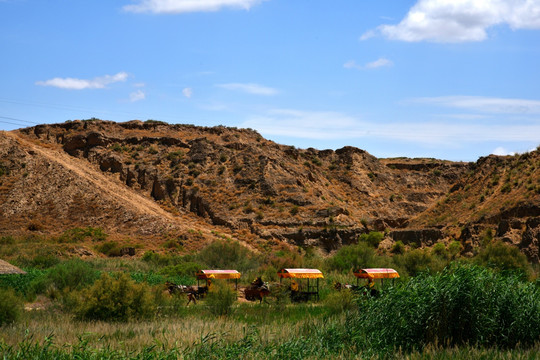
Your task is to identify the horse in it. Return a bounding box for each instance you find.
[333,282,378,297]
[244,278,271,303]
[333,282,361,291]
[165,281,208,305]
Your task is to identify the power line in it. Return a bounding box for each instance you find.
[0,116,41,125]
[0,120,30,127]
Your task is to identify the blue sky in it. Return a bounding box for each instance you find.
[1,0,539,161]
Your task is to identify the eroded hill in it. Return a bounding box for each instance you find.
[0,119,538,261]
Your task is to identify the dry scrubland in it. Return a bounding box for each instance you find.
[0,120,539,358]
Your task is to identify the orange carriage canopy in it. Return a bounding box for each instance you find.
[354,268,400,279]
[277,268,324,279]
[196,269,241,280]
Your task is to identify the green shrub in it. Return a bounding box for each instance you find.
[32,260,100,297]
[474,241,531,276]
[28,253,61,269]
[57,227,107,243]
[328,242,381,273]
[205,280,237,316]
[0,269,46,299]
[390,240,405,254]
[0,288,22,326]
[159,261,202,279]
[167,150,184,161]
[431,243,448,259]
[324,290,356,314]
[392,249,446,277]
[73,273,156,321]
[96,241,122,257]
[196,240,260,273]
[352,264,540,352]
[0,235,15,245]
[359,231,384,248]
[448,240,462,259]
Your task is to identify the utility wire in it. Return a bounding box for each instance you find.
[0,116,41,125]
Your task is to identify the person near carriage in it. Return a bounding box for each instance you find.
[252,276,264,288]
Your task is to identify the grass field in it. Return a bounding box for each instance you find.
[1,235,539,359]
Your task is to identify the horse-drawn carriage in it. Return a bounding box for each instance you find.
[277,268,324,302]
[166,269,241,305]
[334,268,400,297]
[195,269,241,290]
[354,268,400,296]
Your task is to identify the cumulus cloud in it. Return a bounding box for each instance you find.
[491,146,515,156]
[361,0,540,43]
[182,87,193,98]
[123,0,265,14]
[216,82,278,95]
[409,96,540,114]
[344,58,393,70]
[129,90,146,102]
[36,72,128,90]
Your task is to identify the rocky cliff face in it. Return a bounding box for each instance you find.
[410,151,540,262]
[1,119,538,261]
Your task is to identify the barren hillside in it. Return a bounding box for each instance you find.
[0,119,538,261]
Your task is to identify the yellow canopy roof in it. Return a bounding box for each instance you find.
[278,268,324,279]
[196,269,241,279]
[354,268,400,279]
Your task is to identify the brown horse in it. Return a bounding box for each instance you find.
[244,286,271,303]
[244,278,271,303]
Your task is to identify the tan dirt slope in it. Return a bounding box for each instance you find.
[0,119,538,261]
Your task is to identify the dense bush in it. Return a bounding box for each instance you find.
[0,288,22,326]
[18,250,61,269]
[474,241,531,277]
[159,261,202,279]
[73,273,156,321]
[205,280,237,316]
[392,248,447,277]
[323,290,356,314]
[95,241,122,257]
[352,264,540,352]
[31,260,100,297]
[196,240,260,273]
[358,231,384,248]
[0,269,47,299]
[327,242,383,273]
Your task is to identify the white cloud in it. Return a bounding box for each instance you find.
[123,0,265,14]
[36,72,128,90]
[216,82,278,95]
[343,60,362,70]
[362,0,540,43]
[365,58,394,69]
[241,108,540,145]
[409,96,540,114]
[492,146,515,156]
[182,87,193,98]
[129,90,146,102]
[344,58,393,70]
